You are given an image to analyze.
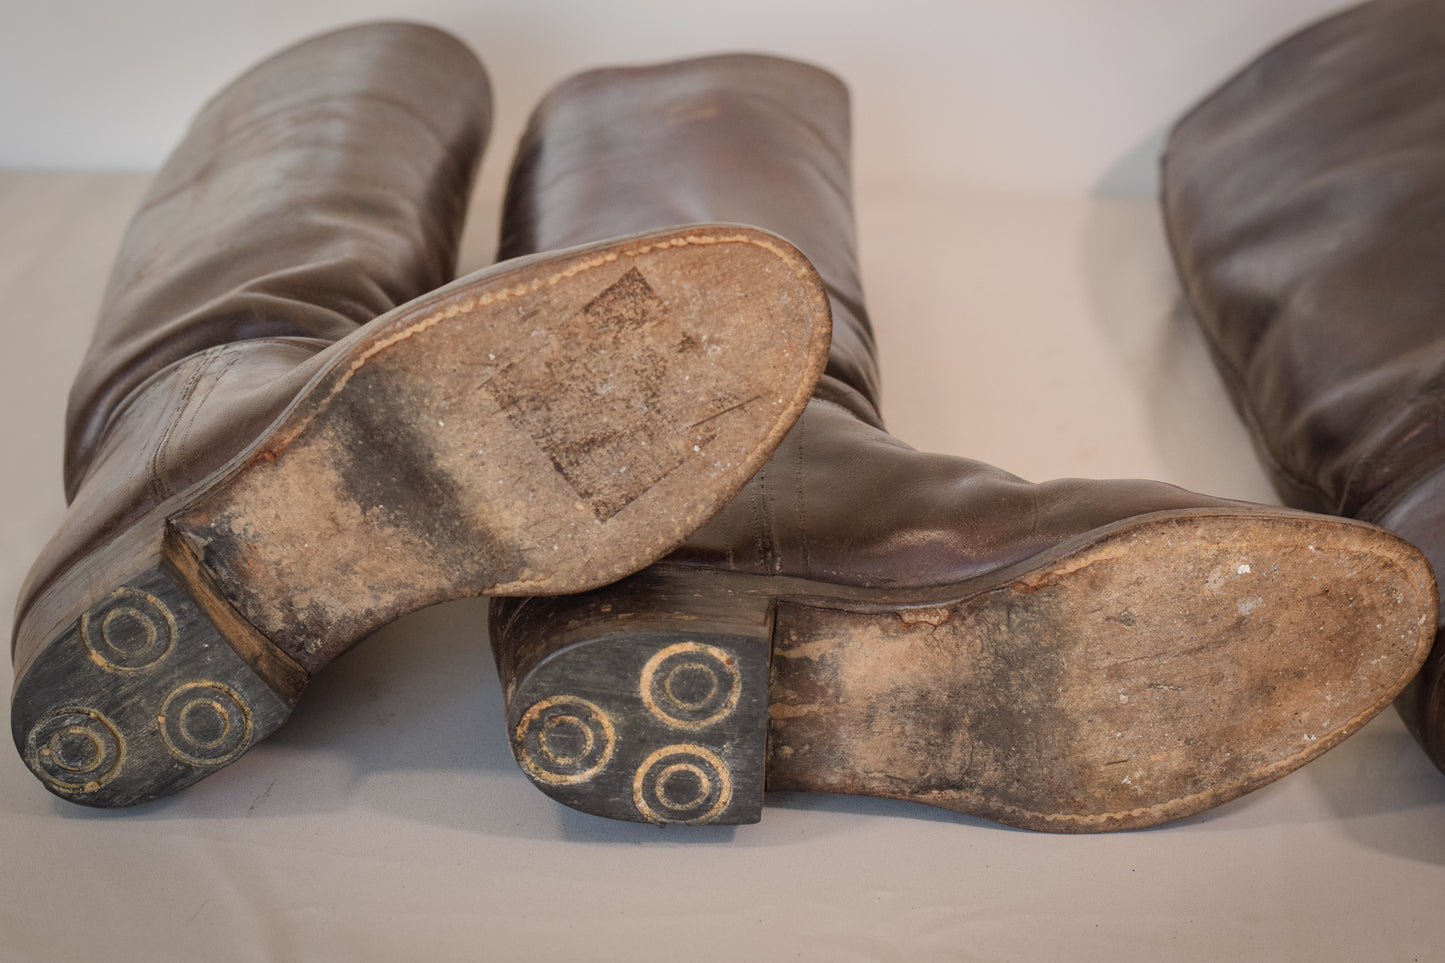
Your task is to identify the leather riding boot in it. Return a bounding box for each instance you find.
[1164,0,1445,774]
[12,27,831,806]
[488,54,1439,832]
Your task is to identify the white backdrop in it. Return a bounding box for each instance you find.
[11,2,1445,960]
[4,0,1343,192]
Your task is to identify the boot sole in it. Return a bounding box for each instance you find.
[13,225,832,806]
[492,510,1436,831]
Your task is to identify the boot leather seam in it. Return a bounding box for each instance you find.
[147,352,218,504]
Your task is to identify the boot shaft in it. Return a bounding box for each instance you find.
[19,23,494,659]
[1163,0,1445,521]
[66,22,492,497]
[500,54,880,414]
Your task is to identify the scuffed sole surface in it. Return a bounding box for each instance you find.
[766,513,1434,832]
[495,512,1436,830]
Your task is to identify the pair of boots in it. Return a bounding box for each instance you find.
[11,21,1436,833]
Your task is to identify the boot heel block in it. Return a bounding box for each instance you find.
[492,572,775,825]
[493,510,1437,831]
[12,528,303,807]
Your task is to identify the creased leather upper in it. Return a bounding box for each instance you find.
[1163,0,1445,520]
[501,54,1246,590]
[17,23,492,650]
[65,23,492,499]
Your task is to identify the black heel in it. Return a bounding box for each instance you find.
[13,525,303,807]
[490,568,775,824]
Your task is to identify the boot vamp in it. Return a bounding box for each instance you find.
[1164,0,1445,515]
[670,398,1245,589]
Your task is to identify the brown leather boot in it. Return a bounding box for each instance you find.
[11,28,832,806]
[488,53,1439,832]
[1164,0,1445,775]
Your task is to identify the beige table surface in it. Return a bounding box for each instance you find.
[1,164,1443,961]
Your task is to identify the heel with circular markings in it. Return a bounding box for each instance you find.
[491,570,774,825]
[13,532,303,807]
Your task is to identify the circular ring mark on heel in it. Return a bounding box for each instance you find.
[26,706,125,793]
[81,588,178,672]
[639,642,741,729]
[515,696,616,785]
[157,682,253,766]
[632,744,732,824]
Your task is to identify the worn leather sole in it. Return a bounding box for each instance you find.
[491,510,1436,831]
[13,225,832,806]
